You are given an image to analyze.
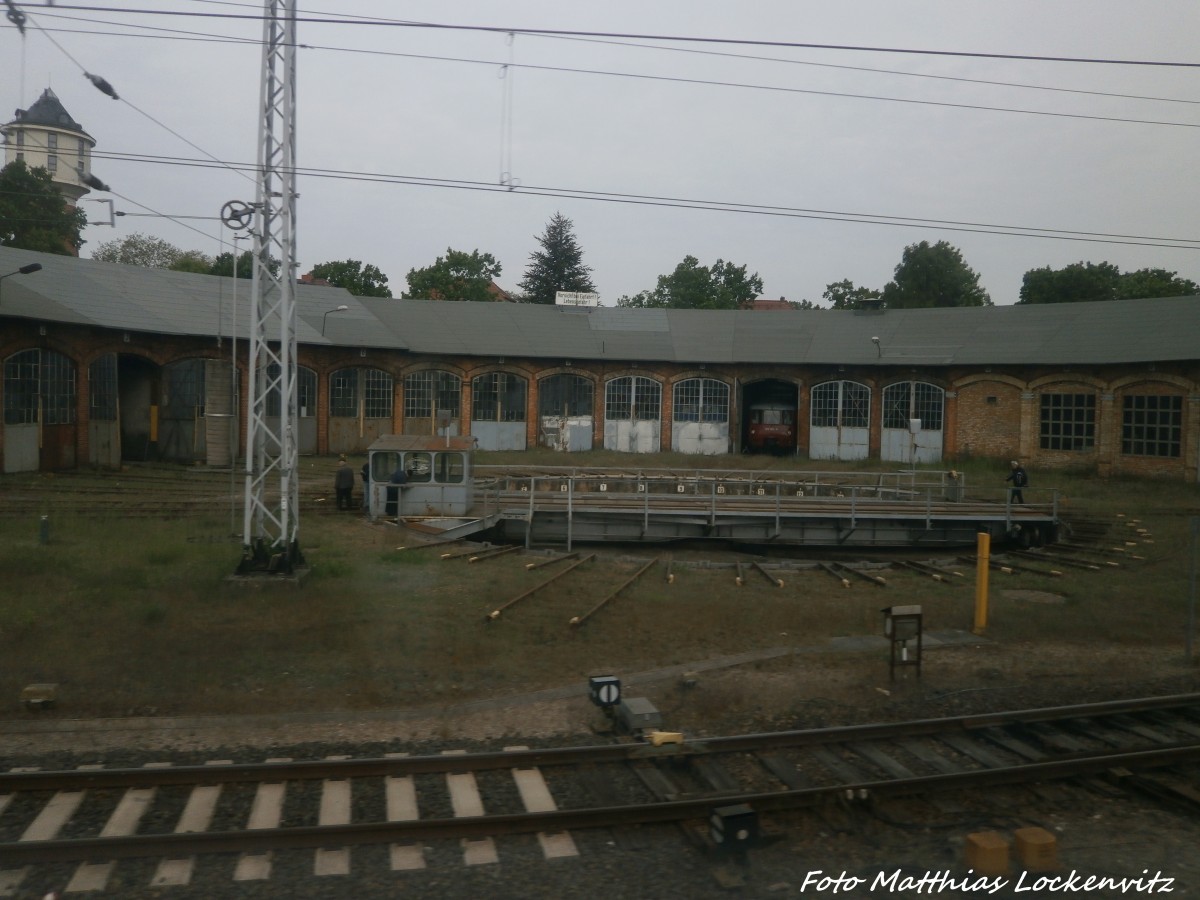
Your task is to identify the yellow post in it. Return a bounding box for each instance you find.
[974,531,990,634]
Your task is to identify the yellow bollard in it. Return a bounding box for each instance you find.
[973,531,990,635]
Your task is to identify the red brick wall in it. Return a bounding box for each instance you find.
[2,321,1197,483]
[954,378,1023,461]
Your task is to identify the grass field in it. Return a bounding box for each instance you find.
[0,452,1197,721]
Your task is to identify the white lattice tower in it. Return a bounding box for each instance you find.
[241,0,301,572]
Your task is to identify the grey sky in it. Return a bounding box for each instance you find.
[4,1,1197,305]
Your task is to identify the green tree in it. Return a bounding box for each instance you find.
[1018,261,1120,304]
[308,259,392,297]
[170,250,215,274]
[822,279,881,310]
[0,160,87,254]
[1117,267,1199,299]
[1017,262,1197,304]
[617,255,763,310]
[403,248,502,301]
[882,240,991,308]
[92,232,186,268]
[518,212,596,304]
[209,250,253,279]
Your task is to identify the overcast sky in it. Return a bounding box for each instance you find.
[4,1,1197,306]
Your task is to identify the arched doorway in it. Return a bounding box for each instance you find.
[3,348,77,472]
[740,378,797,455]
[538,373,594,451]
[809,380,870,460]
[471,372,527,450]
[882,381,944,463]
[671,377,730,454]
[604,375,661,453]
[403,369,460,437]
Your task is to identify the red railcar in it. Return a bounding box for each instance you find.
[745,402,795,454]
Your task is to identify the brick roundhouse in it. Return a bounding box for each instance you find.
[2,246,1197,483]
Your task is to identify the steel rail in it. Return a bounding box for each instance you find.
[2,742,1198,865]
[3,693,1197,792]
[492,491,1054,520]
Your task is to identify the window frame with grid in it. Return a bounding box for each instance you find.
[162,359,204,419]
[404,370,461,420]
[883,381,944,431]
[362,369,394,419]
[1039,392,1096,451]
[265,364,317,418]
[3,349,76,426]
[471,372,527,423]
[538,373,593,418]
[605,375,661,422]
[329,368,359,418]
[41,350,76,425]
[1121,394,1182,458]
[89,353,118,422]
[810,380,869,429]
[672,378,730,424]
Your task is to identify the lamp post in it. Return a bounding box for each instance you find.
[871,336,881,358]
[0,262,43,305]
[322,304,348,336]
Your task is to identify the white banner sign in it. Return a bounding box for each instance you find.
[555,291,601,307]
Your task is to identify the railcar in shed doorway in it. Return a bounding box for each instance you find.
[741,378,798,455]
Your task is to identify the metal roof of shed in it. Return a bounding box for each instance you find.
[2,245,1197,367]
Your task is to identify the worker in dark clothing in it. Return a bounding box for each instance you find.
[361,462,370,511]
[1005,460,1028,503]
[386,464,408,517]
[333,458,355,510]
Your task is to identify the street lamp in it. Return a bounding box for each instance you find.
[322,304,348,336]
[871,336,881,358]
[0,262,43,306]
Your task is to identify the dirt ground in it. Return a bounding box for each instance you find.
[4,635,1196,755]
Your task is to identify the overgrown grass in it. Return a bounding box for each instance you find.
[0,453,1196,719]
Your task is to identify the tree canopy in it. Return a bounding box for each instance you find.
[881,240,991,308]
[403,248,502,301]
[308,259,392,297]
[1019,261,1199,304]
[93,233,194,268]
[92,237,284,280]
[0,160,87,255]
[209,249,255,279]
[518,212,596,304]
[617,255,763,310]
[822,279,881,310]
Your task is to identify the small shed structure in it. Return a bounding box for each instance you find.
[366,434,476,518]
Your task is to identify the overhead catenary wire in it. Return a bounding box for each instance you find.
[78,149,1200,251]
[13,6,259,187]
[16,7,1200,68]
[14,16,1200,129]
[5,3,1194,272]
[24,6,1200,109]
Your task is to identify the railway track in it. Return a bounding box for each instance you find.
[0,468,344,520]
[1,694,1197,893]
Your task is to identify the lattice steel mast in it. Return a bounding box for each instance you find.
[238,0,302,574]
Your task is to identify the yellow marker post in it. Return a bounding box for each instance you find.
[973,531,990,635]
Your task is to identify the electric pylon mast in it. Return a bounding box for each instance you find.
[238,0,301,574]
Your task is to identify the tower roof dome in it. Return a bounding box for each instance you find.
[7,88,91,138]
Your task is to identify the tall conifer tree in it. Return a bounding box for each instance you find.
[519,212,596,304]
